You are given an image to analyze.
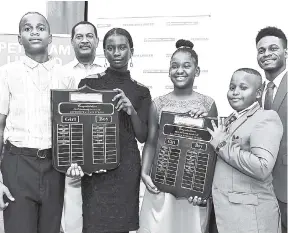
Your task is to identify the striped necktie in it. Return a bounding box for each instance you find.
[224,114,237,128]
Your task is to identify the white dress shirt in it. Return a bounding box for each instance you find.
[262,68,287,106]
[235,101,259,119]
[223,102,259,132]
[61,57,104,233]
[62,57,105,86]
[0,56,75,149]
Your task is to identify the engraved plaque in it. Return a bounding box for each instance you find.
[51,86,120,174]
[151,111,217,200]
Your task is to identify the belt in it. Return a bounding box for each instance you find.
[4,141,52,159]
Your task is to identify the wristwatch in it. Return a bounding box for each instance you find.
[216,140,227,153]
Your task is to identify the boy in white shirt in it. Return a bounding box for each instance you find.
[0,12,74,233]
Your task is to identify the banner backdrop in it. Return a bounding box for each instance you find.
[92,15,212,99]
[0,34,74,66]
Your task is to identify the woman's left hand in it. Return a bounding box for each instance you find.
[112,88,136,115]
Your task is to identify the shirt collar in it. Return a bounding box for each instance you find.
[22,55,57,71]
[264,67,287,89]
[71,57,102,69]
[234,101,258,119]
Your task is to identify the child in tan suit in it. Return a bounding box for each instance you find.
[208,68,283,233]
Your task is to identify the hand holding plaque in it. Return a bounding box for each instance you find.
[188,105,209,118]
[141,173,160,194]
[66,163,84,178]
[66,163,107,178]
[188,196,207,206]
[112,88,136,115]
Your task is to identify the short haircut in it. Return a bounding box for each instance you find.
[234,68,261,77]
[19,12,50,34]
[103,28,133,49]
[234,68,262,89]
[256,26,287,48]
[71,21,98,39]
[171,39,198,65]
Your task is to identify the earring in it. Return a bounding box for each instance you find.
[130,58,133,67]
[104,58,108,67]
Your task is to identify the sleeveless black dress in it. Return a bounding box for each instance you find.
[78,67,151,233]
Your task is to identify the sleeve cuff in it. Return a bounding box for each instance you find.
[0,109,8,116]
[210,138,220,150]
[210,137,227,154]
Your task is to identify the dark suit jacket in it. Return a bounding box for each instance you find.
[272,72,287,203]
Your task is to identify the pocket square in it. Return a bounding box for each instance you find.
[231,135,241,144]
[232,135,240,140]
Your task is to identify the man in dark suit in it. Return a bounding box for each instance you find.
[256,26,287,233]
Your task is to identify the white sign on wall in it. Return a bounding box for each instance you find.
[93,15,212,100]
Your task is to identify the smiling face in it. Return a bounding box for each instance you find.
[104,34,133,71]
[72,24,98,58]
[18,13,51,54]
[169,51,200,90]
[257,36,287,72]
[227,71,262,112]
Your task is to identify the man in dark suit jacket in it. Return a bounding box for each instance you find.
[256,26,287,233]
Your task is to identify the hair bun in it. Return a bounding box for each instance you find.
[176,39,194,49]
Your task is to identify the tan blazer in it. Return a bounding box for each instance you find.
[211,103,283,233]
[272,73,287,203]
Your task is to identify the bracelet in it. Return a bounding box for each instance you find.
[216,140,227,153]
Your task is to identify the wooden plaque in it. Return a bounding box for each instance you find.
[151,111,217,200]
[51,86,120,174]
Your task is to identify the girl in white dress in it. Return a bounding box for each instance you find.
[138,39,218,233]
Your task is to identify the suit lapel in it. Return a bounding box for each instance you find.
[259,81,266,107]
[229,102,261,135]
[272,73,287,112]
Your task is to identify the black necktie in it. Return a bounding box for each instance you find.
[264,82,275,110]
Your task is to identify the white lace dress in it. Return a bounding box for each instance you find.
[138,92,217,233]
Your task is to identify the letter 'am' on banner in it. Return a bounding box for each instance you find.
[0,34,75,66]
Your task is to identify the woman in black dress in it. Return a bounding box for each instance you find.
[77,28,151,233]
